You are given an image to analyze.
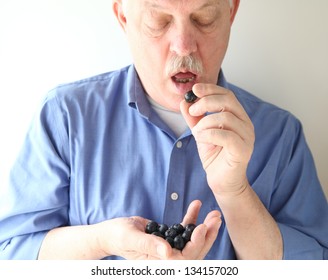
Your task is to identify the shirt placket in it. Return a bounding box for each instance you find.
[162,138,189,225]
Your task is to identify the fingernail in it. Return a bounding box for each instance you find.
[191,127,199,137]
[193,83,202,92]
[189,104,198,115]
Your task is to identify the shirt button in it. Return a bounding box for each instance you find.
[170,192,179,201]
[176,141,183,148]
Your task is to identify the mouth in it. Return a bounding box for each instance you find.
[171,71,197,94]
[172,72,196,83]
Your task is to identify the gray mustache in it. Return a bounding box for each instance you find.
[166,55,204,76]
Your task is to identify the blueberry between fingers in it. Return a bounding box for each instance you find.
[184,90,198,103]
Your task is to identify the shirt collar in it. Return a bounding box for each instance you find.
[217,69,229,89]
[127,65,152,119]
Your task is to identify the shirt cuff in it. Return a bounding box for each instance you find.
[278,223,325,259]
[0,231,48,260]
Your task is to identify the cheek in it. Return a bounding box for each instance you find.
[137,42,170,78]
[199,32,230,81]
[127,36,154,70]
[128,36,172,97]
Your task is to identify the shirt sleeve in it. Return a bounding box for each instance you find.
[271,116,328,260]
[0,91,70,259]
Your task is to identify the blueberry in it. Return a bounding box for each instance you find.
[151,231,164,238]
[145,221,197,250]
[184,90,197,103]
[181,230,192,242]
[165,228,178,239]
[145,221,158,234]
[174,235,186,250]
[185,223,197,232]
[165,237,175,248]
[158,224,169,235]
[172,223,184,234]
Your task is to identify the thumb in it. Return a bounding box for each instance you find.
[135,232,172,259]
[180,99,203,129]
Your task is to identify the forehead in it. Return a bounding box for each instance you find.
[141,0,222,12]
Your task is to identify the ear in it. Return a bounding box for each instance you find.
[112,0,127,32]
[229,0,240,25]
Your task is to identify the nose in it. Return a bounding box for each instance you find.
[169,22,197,57]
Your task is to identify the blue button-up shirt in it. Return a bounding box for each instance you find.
[1,65,327,259]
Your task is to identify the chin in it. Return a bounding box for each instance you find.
[164,95,184,112]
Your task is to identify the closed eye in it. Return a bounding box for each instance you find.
[144,21,170,37]
[146,21,170,31]
[194,19,215,28]
[191,17,218,32]
[143,10,172,37]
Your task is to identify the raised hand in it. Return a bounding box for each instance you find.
[180,83,255,198]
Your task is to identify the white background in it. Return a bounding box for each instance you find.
[0,0,327,198]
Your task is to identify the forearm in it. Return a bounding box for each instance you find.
[216,184,283,260]
[38,224,106,260]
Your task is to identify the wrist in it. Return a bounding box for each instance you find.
[38,224,111,260]
[92,220,116,259]
[213,180,250,203]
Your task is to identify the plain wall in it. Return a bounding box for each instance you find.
[0,0,327,198]
[223,0,328,198]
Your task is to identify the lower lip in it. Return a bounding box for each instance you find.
[171,78,197,96]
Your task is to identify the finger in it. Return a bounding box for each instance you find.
[180,99,203,129]
[193,128,245,156]
[181,224,208,259]
[193,83,230,98]
[181,200,202,226]
[190,83,250,122]
[204,210,222,243]
[199,210,222,258]
[182,210,222,260]
[135,232,172,259]
[127,217,172,259]
[193,112,253,143]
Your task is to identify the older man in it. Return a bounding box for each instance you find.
[0,0,327,260]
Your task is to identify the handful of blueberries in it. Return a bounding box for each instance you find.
[145,221,197,251]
